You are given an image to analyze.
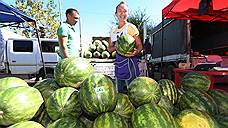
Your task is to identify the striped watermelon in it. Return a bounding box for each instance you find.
[48,117,86,128]
[9,121,44,128]
[0,86,43,126]
[128,77,162,107]
[179,89,218,115]
[92,112,128,128]
[158,96,174,114]
[54,57,94,88]
[116,34,135,56]
[46,87,81,120]
[113,93,135,119]
[207,89,228,115]
[131,103,177,128]
[215,115,228,128]
[33,78,60,102]
[158,79,178,104]
[0,77,29,92]
[175,109,219,128]
[79,73,117,117]
[180,72,211,91]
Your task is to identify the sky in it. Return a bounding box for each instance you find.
[4,0,172,45]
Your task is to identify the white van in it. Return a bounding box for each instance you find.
[0,37,60,80]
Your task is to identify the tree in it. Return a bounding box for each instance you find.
[13,0,60,38]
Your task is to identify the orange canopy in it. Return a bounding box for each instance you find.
[162,0,228,22]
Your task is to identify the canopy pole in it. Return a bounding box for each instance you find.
[34,22,46,79]
[160,17,164,79]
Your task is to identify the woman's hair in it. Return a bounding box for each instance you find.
[65,8,79,16]
[115,1,128,13]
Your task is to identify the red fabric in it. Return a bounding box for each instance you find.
[163,0,228,22]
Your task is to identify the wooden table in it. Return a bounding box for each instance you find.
[174,68,228,90]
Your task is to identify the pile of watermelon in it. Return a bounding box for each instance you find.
[0,59,227,128]
[83,38,116,59]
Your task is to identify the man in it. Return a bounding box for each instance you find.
[57,8,80,58]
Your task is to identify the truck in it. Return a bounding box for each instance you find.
[148,19,228,80]
[0,29,60,81]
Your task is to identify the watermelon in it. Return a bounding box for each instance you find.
[92,112,128,128]
[179,89,218,115]
[33,78,60,102]
[84,50,93,59]
[46,87,81,120]
[93,51,101,58]
[0,77,29,92]
[0,86,43,126]
[101,51,110,59]
[207,89,228,115]
[9,121,44,128]
[158,96,175,114]
[116,34,135,56]
[102,40,109,48]
[54,57,94,88]
[88,44,96,52]
[113,93,135,119]
[128,76,162,107]
[132,103,177,128]
[158,79,178,104]
[48,117,86,128]
[180,72,211,91]
[215,115,228,128]
[175,109,219,128]
[97,44,106,53]
[93,40,102,47]
[79,73,117,117]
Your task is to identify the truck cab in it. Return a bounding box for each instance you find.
[1,38,60,80]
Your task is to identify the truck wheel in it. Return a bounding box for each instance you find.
[36,68,54,81]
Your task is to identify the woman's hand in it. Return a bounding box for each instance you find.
[125,48,139,57]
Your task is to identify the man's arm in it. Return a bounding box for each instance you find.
[59,35,69,58]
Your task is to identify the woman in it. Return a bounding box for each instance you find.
[108,1,143,93]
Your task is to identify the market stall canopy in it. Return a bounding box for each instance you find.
[0,0,35,23]
[162,0,228,22]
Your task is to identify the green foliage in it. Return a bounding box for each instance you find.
[13,0,60,38]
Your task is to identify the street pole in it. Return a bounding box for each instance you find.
[58,0,62,23]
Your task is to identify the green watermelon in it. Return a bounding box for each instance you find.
[102,40,109,48]
[33,78,60,102]
[0,86,43,126]
[93,51,101,58]
[46,87,81,120]
[92,112,128,128]
[116,34,135,56]
[175,109,219,128]
[48,117,86,128]
[54,57,94,88]
[181,72,211,91]
[93,40,102,47]
[84,50,93,59]
[128,76,162,107]
[97,44,106,53]
[113,93,135,119]
[9,121,44,128]
[215,115,228,128]
[132,103,177,128]
[179,89,218,115]
[158,96,175,114]
[207,89,228,115]
[79,73,117,117]
[101,51,110,59]
[158,79,178,104]
[0,77,29,92]
[88,44,96,52]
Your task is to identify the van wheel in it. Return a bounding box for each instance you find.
[36,69,54,81]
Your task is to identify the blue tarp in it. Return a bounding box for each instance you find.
[0,0,35,23]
